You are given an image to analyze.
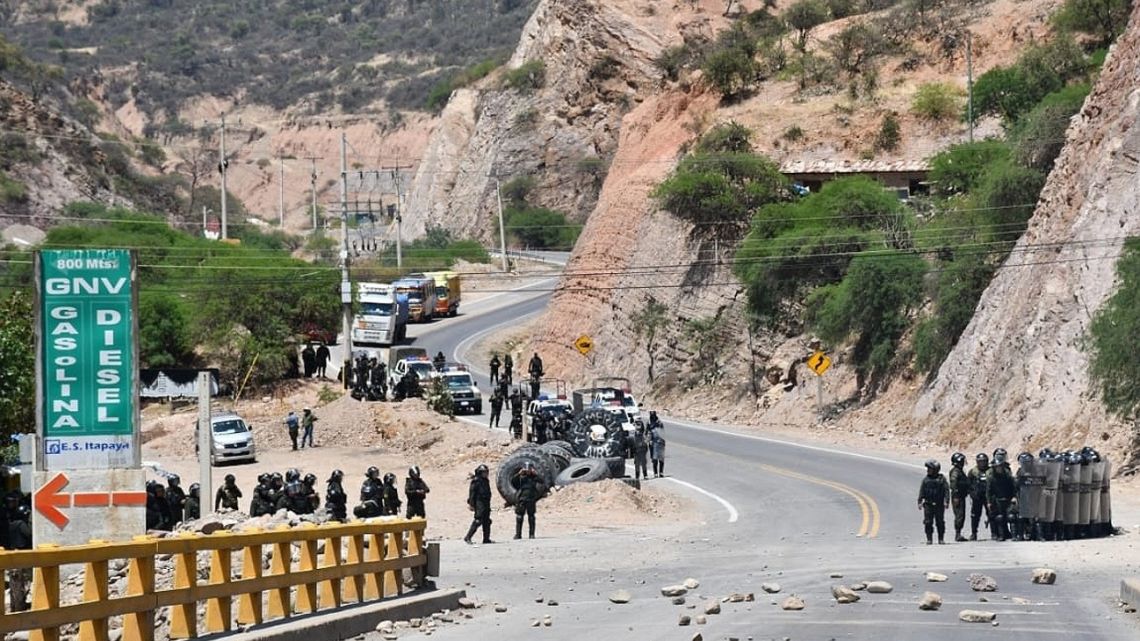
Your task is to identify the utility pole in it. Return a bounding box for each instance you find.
[202,206,207,237]
[966,35,975,143]
[219,113,229,240]
[339,133,354,390]
[196,371,212,515]
[389,167,405,270]
[277,155,285,227]
[493,177,509,272]
[307,157,319,230]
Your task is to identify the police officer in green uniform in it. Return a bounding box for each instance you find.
[967,453,990,540]
[918,460,950,545]
[185,483,201,520]
[948,452,970,542]
[986,448,1017,541]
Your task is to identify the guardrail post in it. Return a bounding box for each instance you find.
[383,531,402,597]
[122,543,155,641]
[318,530,343,610]
[30,547,61,641]
[343,531,364,603]
[266,527,292,619]
[363,532,382,600]
[294,525,318,614]
[205,544,233,633]
[407,522,425,585]
[169,545,198,639]
[236,539,263,626]
[78,541,110,641]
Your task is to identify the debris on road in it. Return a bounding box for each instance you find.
[683,578,700,590]
[969,574,998,592]
[1031,568,1057,585]
[959,609,997,623]
[609,590,632,604]
[679,614,692,626]
[831,585,860,604]
[866,581,893,594]
[762,582,782,594]
[662,585,688,597]
[781,596,806,610]
[925,572,949,582]
[919,592,943,611]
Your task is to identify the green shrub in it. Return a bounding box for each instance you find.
[0,290,34,441]
[874,112,901,151]
[500,175,537,206]
[1009,83,1089,171]
[702,47,757,98]
[971,37,1087,123]
[1053,0,1131,44]
[654,153,787,225]
[656,45,697,81]
[928,140,1012,196]
[503,60,546,92]
[1088,238,1140,418]
[696,122,755,154]
[783,125,805,142]
[784,0,829,52]
[0,171,28,203]
[911,82,960,121]
[505,207,581,249]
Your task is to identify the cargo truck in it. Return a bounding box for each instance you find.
[393,275,437,323]
[351,282,408,346]
[424,270,461,317]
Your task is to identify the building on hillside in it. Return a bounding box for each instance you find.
[779,159,930,199]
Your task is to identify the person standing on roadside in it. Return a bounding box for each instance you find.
[648,412,666,477]
[968,453,991,540]
[513,462,541,540]
[301,407,317,448]
[464,464,494,545]
[489,388,504,429]
[489,354,501,386]
[948,452,970,542]
[166,475,186,526]
[632,425,650,481]
[284,410,300,451]
[315,342,331,379]
[215,474,242,512]
[301,343,316,378]
[405,466,430,518]
[185,484,201,521]
[326,470,347,522]
[381,473,402,516]
[918,459,950,545]
[503,354,514,385]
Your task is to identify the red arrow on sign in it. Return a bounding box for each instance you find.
[34,473,147,530]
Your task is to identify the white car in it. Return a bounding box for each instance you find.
[195,412,256,466]
[439,371,482,414]
[388,357,436,391]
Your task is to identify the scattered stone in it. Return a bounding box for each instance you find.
[850,582,867,591]
[530,619,541,627]
[535,596,544,603]
[968,574,997,592]
[609,590,632,604]
[781,596,805,611]
[547,600,558,606]
[457,597,477,609]
[542,616,552,627]
[672,597,686,605]
[959,610,997,623]
[374,620,394,634]
[762,583,782,594]
[726,593,750,603]
[831,585,860,604]
[684,578,701,590]
[691,634,703,641]
[383,635,397,641]
[704,601,721,615]
[494,605,508,613]
[409,619,422,628]
[1012,597,1031,605]
[829,572,844,578]
[662,585,688,597]
[866,581,893,594]
[919,592,942,611]
[695,615,707,625]
[1031,568,1057,585]
[678,615,692,626]
[926,572,949,583]
[978,597,989,603]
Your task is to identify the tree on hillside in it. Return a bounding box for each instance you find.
[0,291,34,442]
[785,0,829,53]
[631,297,671,383]
[1089,238,1140,420]
[1053,0,1133,45]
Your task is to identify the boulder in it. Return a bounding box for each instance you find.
[849,582,867,591]
[662,585,689,597]
[671,596,686,605]
[704,601,721,615]
[609,590,632,604]
[695,615,707,624]
[1031,568,1057,585]
[831,585,860,604]
[762,582,782,594]
[866,581,893,594]
[919,592,942,611]
[678,615,692,626]
[374,620,394,634]
[683,578,701,590]
[781,596,806,611]
[925,572,949,582]
[959,610,997,623]
[457,597,477,609]
[969,574,997,592]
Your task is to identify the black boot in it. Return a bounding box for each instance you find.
[514,518,522,540]
[954,529,966,542]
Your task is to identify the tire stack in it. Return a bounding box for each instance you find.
[495,443,562,506]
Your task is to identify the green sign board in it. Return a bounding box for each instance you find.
[37,249,138,469]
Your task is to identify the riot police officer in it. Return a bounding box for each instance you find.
[948,452,970,541]
[381,473,402,516]
[967,453,990,540]
[303,473,320,513]
[215,474,242,512]
[326,469,347,522]
[4,492,31,611]
[986,448,1017,541]
[405,466,430,519]
[250,473,272,517]
[283,471,311,515]
[464,464,493,545]
[514,462,541,540]
[185,484,201,520]
[356,467,383,518]
[166,475,186,526]
[918,460,950,545]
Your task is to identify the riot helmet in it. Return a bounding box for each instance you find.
[951,452,966,467]
[383,472,397,485]
[409,466,421,479]
[329,469,343,482]
[189,483,200,496]
[303,473,317,486]
[224,474,236,484]
[993,450,1008,466]
[975,452,989,468]
[1017,451,1033,465]
[286,468,301,483]
[475,464,489,476]
[924,459,940,474]
[366,466,380,479]
[167,474,181,487]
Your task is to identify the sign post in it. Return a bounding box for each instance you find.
[806,350,832,412]
[34,249,144,546]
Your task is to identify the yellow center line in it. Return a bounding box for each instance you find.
[759,464,881,539]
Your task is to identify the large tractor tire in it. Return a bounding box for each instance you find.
[555,458,612,486]
[566,408,625,458]
[603,456,627,479]
[543,440,576,457]
[538,442,573,473]
[496,449,555,506]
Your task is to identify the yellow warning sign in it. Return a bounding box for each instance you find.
[807,350,832,376]
[574,335,594,356]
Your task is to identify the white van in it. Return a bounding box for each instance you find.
[195,412,257,465]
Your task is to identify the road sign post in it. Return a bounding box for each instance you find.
[574,335,593,356]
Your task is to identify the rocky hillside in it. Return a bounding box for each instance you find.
[911,4,1140,459]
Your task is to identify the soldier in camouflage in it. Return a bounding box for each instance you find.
[948,452,970,542]
[918,460,950,545]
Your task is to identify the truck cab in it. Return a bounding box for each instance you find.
[392,275,438,323]
[352,282,409,346]
[424,270,461,317]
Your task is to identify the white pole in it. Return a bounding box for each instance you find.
[197,371,213,512]
[310,158,319,230]
[340,133,354,389]
[278,156,285,227]
[494,178,508,272]
[219,113,228,240]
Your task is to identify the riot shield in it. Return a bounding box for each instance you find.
[1078,459,1093,526]
[1041,457,1062,523]
[1061,461,1080,526]
[1016,458,1041,521]
[1100,456,1112,534]
[1089,459,1105,524]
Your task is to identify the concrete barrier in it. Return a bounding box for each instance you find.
[1121,577,1140,605]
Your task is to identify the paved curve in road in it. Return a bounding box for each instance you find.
[370,283,1134,640]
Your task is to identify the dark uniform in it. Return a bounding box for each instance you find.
[303,474,321,513]
[284,479,311,515]
[527,353,544,399]
[489,355,501,386]
[489,390,504,429]
[326,470,347,522]
[948,453,970,542]
[315,343,331,378]
[508,389,523,440]
[146,482,173,531]
[503,354,514,385]
[918,460,950,544]
[464,465,493,544]
[967,453,990,540]
[514,463,541,540]
[185,484,201,521]
[986,448,1016,541]
[166,475,186,526]
[381,473,402,516]
[405,467,430,518]
[355,467,383,518]
[632,427,650,481]
[250,474,272,517]
[215,474,243,512]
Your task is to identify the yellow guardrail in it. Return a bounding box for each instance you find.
[0,519,428,641]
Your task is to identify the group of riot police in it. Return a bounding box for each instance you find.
[353,465,430,520]
[919,446,1113,545]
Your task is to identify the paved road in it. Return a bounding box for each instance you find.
[360,289,1136,640]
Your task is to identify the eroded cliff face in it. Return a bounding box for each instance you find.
[912,4,1140,456]
[403,0,722,240]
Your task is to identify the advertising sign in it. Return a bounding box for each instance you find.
[36,249,139,469]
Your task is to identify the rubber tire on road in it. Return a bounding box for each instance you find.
[496,449,555,505]
[538,443,572,473]
[554,458,612,486]
[543,440,575,457]
[603,457,626,479]
[566,408,625,458]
